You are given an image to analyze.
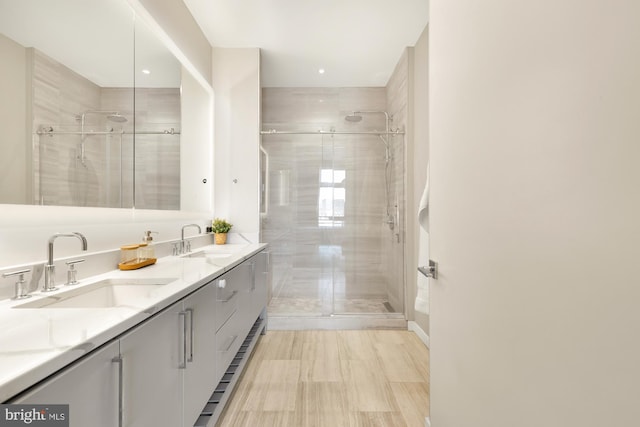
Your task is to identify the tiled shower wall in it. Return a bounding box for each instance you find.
[30,49,180,209]
[31,48,102,206]
[261,87,406,315]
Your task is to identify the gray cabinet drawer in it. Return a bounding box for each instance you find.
[215,281,239,331]
[215,263,252,331]
[215,311,243,382]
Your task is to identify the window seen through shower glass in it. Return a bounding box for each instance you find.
[318,169,345,227]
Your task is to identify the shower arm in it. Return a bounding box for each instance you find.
[76,110,125,164]
[352,110,391,136]
[78,111,124,139]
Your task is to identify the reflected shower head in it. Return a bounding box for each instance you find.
[106,113,127,123]
[76,110,127,123]
[345,113,363,123]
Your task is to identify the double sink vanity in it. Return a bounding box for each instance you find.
[0,242,268,427]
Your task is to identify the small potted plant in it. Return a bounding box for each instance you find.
[211,218,233,245]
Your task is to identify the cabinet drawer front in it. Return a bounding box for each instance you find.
[12,341,120,427]
[215,311,243,381]
[215,265,250,330]
[215,286,239,331]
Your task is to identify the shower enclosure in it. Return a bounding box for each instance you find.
[35,114,181,209]
[260,122,405,320]
[35,112,133,208]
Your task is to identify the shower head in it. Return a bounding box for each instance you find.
[345,113,363,123]
[77,110,127,123]
[106,113,127,123]
[346,111,392,124]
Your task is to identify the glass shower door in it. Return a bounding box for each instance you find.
[261,131,405,317]
[262,134,328,316]
[326,133,405,315]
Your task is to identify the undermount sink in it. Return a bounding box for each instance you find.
[15,278,176,309]
[182,251,233,259]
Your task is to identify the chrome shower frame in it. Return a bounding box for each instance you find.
[347,110,396,230]
[75,111,127,166]
[261,114,403,233]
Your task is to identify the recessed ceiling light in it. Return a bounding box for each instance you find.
[318,68,325,74]
[141,69,151,75]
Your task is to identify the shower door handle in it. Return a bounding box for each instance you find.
[418,260,438,280]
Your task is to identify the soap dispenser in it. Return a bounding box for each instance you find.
[140,231,158,259]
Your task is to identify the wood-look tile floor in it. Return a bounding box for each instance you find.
[217,330,429,427]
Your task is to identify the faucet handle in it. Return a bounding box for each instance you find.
[65,259,85,286]
[3,268,32,300]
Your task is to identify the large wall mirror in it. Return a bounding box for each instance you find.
[0,0,212,211]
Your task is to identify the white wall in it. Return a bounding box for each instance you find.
[430,0,640,426]
[0,33,27,204]
[212,48,261,242]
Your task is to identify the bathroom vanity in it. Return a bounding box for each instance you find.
[0,243,268,427]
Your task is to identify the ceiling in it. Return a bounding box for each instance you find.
[183,0,429,88]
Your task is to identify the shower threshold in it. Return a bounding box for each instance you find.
[267,313,407,330]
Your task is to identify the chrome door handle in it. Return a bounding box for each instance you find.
[418,260,438,279]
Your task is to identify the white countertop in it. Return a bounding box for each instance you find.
[0,243,267,402]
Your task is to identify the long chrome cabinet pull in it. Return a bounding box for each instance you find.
[251,261,256,291]
[179,311,187,369]
[186,308,194,363]
[112,356,123,427]
[218,290,238,303]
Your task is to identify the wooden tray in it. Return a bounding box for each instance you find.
[118,257,157,271]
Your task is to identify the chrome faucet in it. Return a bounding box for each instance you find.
[44,232,88,292]
[180,224,201,254]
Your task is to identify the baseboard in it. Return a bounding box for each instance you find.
[408,321,429,348]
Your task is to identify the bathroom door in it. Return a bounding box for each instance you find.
[429,1,640,426]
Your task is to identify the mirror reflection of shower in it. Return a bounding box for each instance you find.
[345,110,396,231]
[74,111,128,167]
